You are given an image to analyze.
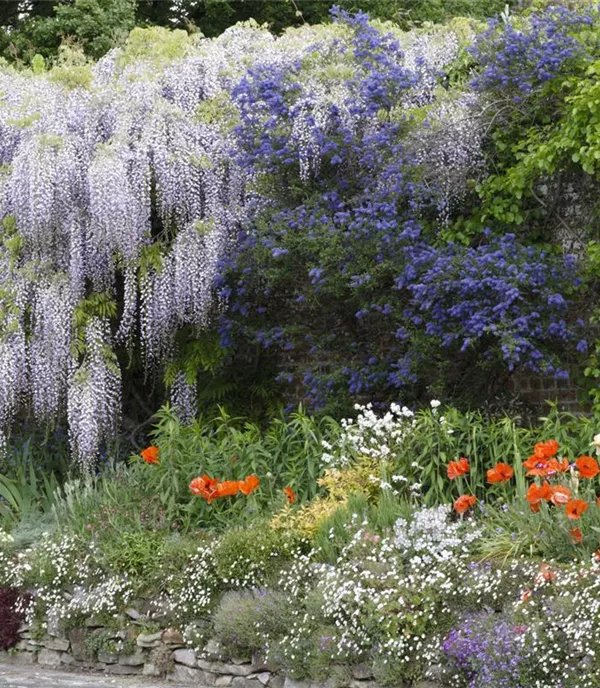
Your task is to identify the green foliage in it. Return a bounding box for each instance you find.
[4,0,135,64]
[212,523,301,585]
[116,25,191,67]
[0,462,59,526]
[387,404,597,505]
[213,588,292,655]
[136,404,338,530]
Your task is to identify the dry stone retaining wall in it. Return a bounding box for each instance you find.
[0,622,444,688]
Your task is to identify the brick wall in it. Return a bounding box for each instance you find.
[508,372,586,413]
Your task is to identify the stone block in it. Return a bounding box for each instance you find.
[283,679,311,688]
[103,663,143,675]
[119,650,147,666]
[97,651,119,664]
[269,675,284,688]
[199,659,254,676]
[43,636,70,652]
[174,648,198,667]
[215,677,233,687]
[12,651,37,665]
[162,628,184,645]
[232,677,258,688]
[256,672,271,685]
[60,652,76,666]
[169,664,206,683]
[38,648,62,667]
[69,627,89,661]
[143,662,162,677]
[350,682,379,688]
[137,631,163,648]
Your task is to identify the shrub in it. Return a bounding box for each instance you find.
[212,524,301,588]
[213,589,292,656]
[0,587,27,650]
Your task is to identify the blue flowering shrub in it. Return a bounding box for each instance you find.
[214,9,585,412]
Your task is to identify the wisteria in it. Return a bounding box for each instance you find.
[0,6,588,463]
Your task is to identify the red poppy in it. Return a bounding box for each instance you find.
[565,499,589,520]
[239,475,260,495]
[570,528,583,543]
[550,485,572,507]
[453,494,477,514]
[533,440,559,460]
[215,480,243,498]
[521,589,532,603]
[487,462,514,484]
[526,481,552,511]
[447,458,469,480]
[140,446,160,465]
[524,456,568,478]
[189,475,219,502]
[576,455,600,479]
[284,486,296,504]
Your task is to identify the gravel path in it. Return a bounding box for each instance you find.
[0,664,185,687]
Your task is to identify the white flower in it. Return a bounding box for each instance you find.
[591,433,600,456]
[430,399,441,409]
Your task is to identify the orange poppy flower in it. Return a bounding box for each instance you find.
[140,446,160,465]
[548,458,570,475]
[521,589,532,603]
[284,486,296,504]
[189,475,219,502]
[524,456,550,477]
[565,499,589,520]
[524,456,568,478]
[576,455,600,479]
[447,458,469,480]
[570,528,583,543]
[526,481,552,511]
[215,480,243,498]
[239,475,260,495]
[533,440,559,460]
[487,462,514,484]
[550,485,572,507]
[453,494,477,514]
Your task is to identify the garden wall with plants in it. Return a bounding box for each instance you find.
[3,404,600,687]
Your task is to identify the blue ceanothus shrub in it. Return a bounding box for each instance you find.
[216,8,584,410]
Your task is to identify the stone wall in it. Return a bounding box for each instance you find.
[0,621,444,688]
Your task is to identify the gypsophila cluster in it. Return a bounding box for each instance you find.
[323,402,416,468]
[394,504,482,565]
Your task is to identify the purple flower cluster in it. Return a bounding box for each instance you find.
[442,612,534,688]
[219,9,584,409]
[470,5,594,99]
[400,233,580,376]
